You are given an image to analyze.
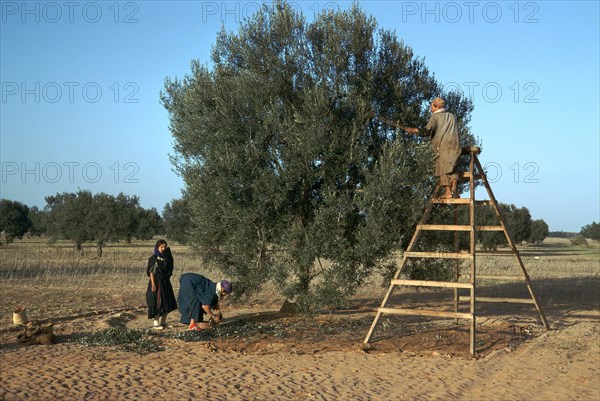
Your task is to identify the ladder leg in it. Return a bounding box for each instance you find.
[454,205,460,324]
[473,156,549,329]
[469,150,477,356]
[513,253,550,329]
[470,285,476,355]
[364,311,383,344]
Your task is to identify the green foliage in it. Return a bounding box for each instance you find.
[570,235,589,247]
[162,198,191,244]
[528,219,549,244]
[0,199,32,244]
[27,206,47,237]
[88,192,120,248]
[403,257,454,282]
[45,191,94,250]
[580,222,600,241]
[504,204,532,244]
[134,207,163,241]
[44,191,162,253]
[161,1,474,306]
[112,193,141,244]
[478,203,533,250]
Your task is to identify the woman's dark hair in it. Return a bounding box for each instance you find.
[155,239,168,248]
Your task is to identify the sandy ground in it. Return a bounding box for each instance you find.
[1,299,599,401]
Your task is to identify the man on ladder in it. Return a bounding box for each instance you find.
[365,101,550,353]
[379,97,461,199]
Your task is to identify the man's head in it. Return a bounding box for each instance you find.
[218,280,233,296]
[430,97,446,112]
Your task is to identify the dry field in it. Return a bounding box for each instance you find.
[0,237,598,400]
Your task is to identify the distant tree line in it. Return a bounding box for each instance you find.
[4,194,588,255]
[0,193,191,256]
[580,222,600,242]
[547,231,578,238]
[547,223,599,242]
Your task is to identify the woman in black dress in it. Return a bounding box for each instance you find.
[146,239,178,329]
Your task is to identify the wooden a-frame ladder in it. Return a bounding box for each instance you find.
[364,146,549,355]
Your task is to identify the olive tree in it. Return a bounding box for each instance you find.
[161,1,474,307]
[0,199,32,244]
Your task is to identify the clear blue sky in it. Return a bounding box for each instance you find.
[1,0,598,232]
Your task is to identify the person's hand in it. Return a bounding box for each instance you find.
[151,284,156,292]
[214,314,222,324]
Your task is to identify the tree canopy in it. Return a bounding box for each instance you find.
[580,222,600,241]
[528,219,549,244]
[0,199,32,244]
[161,1,475,307]
[163,198,192,245]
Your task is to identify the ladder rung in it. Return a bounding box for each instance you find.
[476,226,505,231]
[459,296,535,304]
[476,250,516,256]
[461,146,481,155]
[418,224,472,231]
[458,172,483,180]
[379,307,473,320]
[477,274,523,281]
[432,198,471,204]
[419,224,506,232]
[404,251,472,259]
[477,250,516,256]
[392,279,473,289]
[432,199,494,206]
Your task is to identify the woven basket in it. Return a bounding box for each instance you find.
[13,308,28,325]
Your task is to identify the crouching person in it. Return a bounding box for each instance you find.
[177,273,233,331]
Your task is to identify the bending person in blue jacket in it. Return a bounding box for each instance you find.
[177,273,233,331]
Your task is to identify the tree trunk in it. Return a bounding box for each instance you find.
[298,264,311,297]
